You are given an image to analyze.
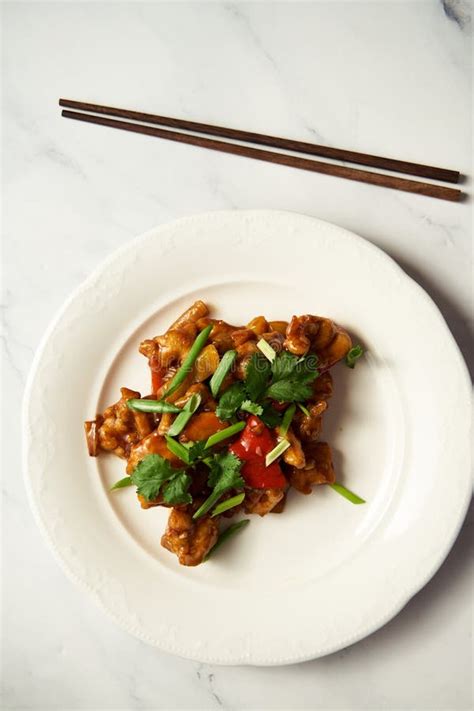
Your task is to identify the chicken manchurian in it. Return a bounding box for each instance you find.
[85,301,364,566]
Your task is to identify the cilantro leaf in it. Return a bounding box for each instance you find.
[259,403,283,428]
[162,471,192,505]
[131,454,184,501]
[194,451,244,519]
[216,381,247,420]
[240,400,263,416]
[207,451,244,492]
[185,440,207,463]
[271,350,301,380]
[265,377,315,402]
[265,352,319,402]
[244,353,271,401]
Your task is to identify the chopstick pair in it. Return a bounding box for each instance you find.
[59,99,462,202]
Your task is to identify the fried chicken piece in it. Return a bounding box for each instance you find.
[231,328,256,347]
[293,372,333,443]
[269,320,288,335]
[137,493,165,509]
[244,489,286,516]
[196,318,239,353]
[126,428,182,473]
[234,340,259,379]
[174,383,217,412]
[161,508,219,566]
[158,384,218,438]
[312,370,333,401]
[247,316,269,336]
[179,411,226,443]
[270,492,287,513]
[139,302,209,390]
[84,387,153,459]
[261,330,285,353]
[284,315,352,368]
[282,428,306,469]
[194,344,220,382]
[289,442,336,494]
[169,300,209,330]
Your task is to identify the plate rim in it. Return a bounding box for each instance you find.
[22,209,472,665]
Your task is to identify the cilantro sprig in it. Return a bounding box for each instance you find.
[216,381,247,420]
[193,451,244,519]
[264,351,319,402]
[214,350,319,421]
[130,454,192,505]
[240,400,263,416]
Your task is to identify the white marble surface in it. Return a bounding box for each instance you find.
[2,1,472,709]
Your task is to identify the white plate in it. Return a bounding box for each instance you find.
[23,210,471,665]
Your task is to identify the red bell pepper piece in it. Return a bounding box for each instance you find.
[229,416,287,489]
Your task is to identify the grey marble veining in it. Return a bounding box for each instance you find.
[2,1,472,709]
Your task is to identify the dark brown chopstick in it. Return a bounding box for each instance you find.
[61,109,461,202]
[59,98,459,184]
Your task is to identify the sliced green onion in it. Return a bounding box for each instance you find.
[209,350,236,397]
[193,490,222,519]
[257,338,276,362]
[345,345,364,369]
[167,393,201,437]
[161,324,213,398]
[204,421,246,449]
[298,403,310,417]
[211,492,245,517]
[265,438,291,466]
[204,519,250,561]
[279,403,296,437]
[329,483,366,504]
[165,435,190,464]
[110,476,133,491]
[127,399,181,414]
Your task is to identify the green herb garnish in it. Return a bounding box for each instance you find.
[110,476,133,491]
[209,350,236,397]
[130,453,192,505]
[184,440,208,463]
[161,324,213,398]
[216,381,247,420]
[127,399,181,414]
[193,451,244,519]
[162,471,192,505]
[279,403,296,437]
[329,483,365,504]
[265,439,291,467]
[204,519,250,560]
[211,492,245,517]
[240,400,263,416]
[244,353,272,402]
[264,352,319,402]
[167,393,201,437]
[345,345,364,369]
[205,421,246,449]
[259,403,283,428]
[216,349,317,420]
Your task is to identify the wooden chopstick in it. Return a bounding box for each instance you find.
[61,108,461,202]
[59,98,459,184]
